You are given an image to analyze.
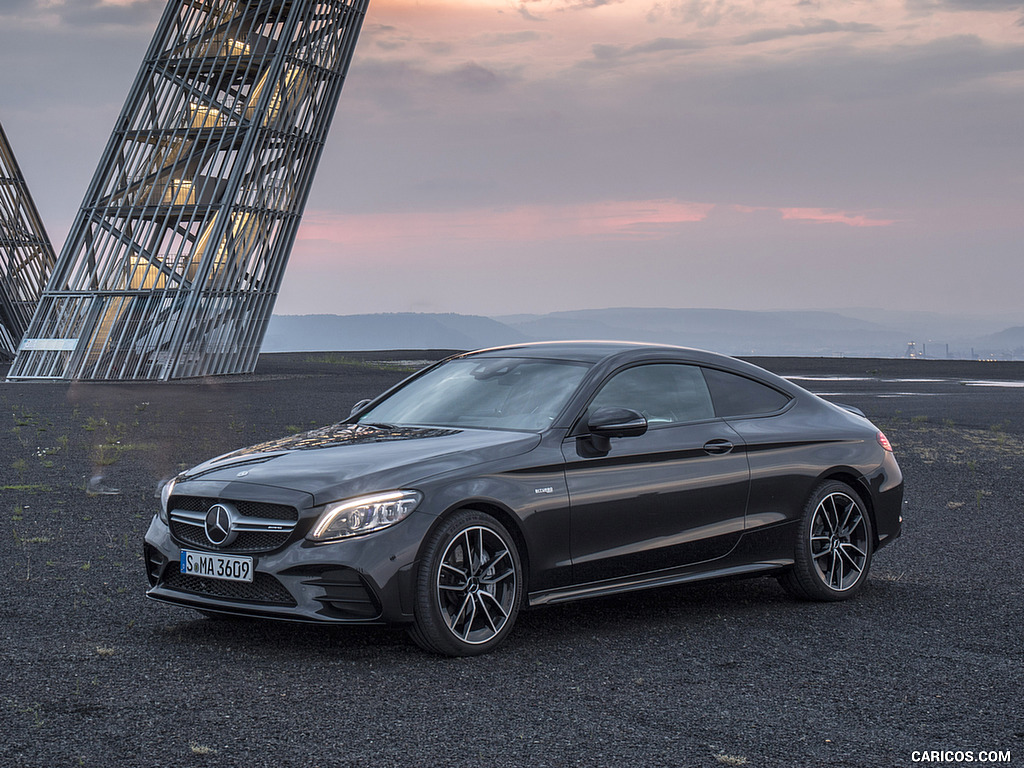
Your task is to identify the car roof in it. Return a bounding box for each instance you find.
[459,340,723,365]
[455,340,803,395]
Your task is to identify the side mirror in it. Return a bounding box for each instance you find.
[349,398,372,417]
[584,407,647,453]
[589,406,648,438]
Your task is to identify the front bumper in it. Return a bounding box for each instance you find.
[143,510,435,625]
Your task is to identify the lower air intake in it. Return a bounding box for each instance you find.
[162,562,296,606]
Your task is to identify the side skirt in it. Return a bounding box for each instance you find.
[527,559,793,607]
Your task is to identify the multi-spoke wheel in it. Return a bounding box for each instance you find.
[780,480,874,601]
[409,509,523,656]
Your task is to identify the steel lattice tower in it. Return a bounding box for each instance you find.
[0,121,57,362]
[10,0,368,380]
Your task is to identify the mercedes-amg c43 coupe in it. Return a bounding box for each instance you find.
[144,342,903,656]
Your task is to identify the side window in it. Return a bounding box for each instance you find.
[589,364,715,425]
[702,367,791,417]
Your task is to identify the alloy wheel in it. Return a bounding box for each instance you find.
[435,525,518,645]
[809,491,869,592]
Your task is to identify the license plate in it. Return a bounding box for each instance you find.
[180,549,253,583]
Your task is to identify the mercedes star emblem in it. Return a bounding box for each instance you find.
[204,503,238,546]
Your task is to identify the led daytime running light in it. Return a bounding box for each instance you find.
[309,490,421,541]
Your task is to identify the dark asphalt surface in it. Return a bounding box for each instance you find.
[1,353,1022,767]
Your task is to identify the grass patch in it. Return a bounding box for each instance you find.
[81,416,108,432]
[19,703,44,728]
[11,406,37,427]
[94,440,156,466]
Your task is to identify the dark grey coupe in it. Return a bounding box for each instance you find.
[144,341,903,656]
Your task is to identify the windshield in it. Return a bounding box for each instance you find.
[356,356,591,431]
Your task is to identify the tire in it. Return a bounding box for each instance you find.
[408,509,523,657]
[779,480,873,601]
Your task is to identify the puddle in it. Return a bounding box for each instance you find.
[961,380,1024,389]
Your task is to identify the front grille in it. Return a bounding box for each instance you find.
[171,522,291,553]
[172,496,298,522]
[169,495,299,554]
[161,562,296,606]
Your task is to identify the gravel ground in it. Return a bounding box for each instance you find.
[1,353,1022,767]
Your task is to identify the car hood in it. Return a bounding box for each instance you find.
[179,422,541,505]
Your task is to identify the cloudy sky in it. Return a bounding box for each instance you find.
[1,0,1022,319]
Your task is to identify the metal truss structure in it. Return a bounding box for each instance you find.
[10,0,368,380]
[0,121,57,362]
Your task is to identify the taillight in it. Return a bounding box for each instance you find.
[877,431,893,452]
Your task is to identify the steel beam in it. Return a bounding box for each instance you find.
[10,0,369,380]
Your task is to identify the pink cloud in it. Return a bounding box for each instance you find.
[734,204,897,227]
[297,199,715,251]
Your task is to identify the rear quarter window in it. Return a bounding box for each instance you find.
[702,367,791,418]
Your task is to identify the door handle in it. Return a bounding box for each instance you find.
[703,439,734,455]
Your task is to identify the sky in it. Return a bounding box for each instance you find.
[1,0,1022,320]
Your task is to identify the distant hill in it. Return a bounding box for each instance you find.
[496,308,906,357]
[261,308,1024,359]
[823,307,1023,339]
[262,313,526,352]
[977,326,1024,352]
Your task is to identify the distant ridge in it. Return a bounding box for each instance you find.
[977,326,1024,353]
[497,308,899,356]
[262,313,526,353]
[262,308,1024,359]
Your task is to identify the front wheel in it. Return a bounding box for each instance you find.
[780,480,873,601]
[409,509,523,656]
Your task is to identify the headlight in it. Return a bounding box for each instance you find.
[158,476,178,524]
[308,490,421,542]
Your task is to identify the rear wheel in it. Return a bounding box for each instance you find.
[780,480,873,601]
[409,509,523,656]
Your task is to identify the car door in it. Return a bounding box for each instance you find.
[561,363,750,584]
[700,366,805,530]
